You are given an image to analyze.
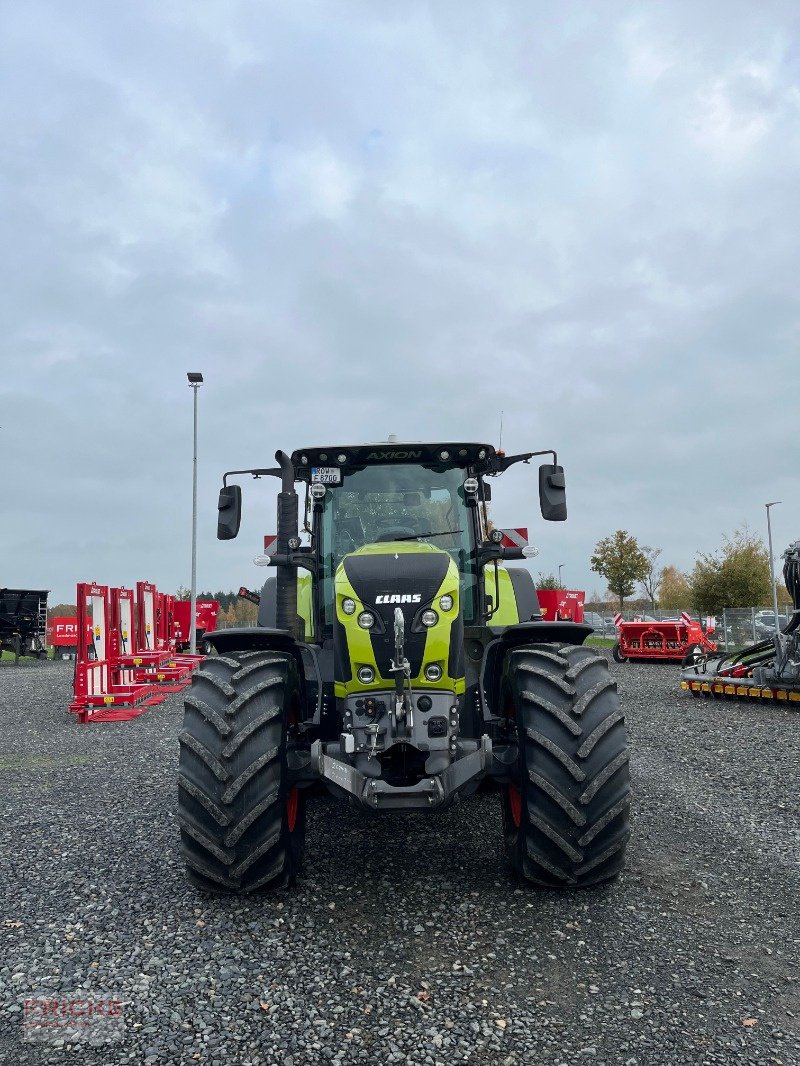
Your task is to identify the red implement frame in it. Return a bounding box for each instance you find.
[70,583,166,723]
[617,619,716,662]
[70,582,204,723]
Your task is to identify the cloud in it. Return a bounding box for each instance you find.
[1,0,798,607]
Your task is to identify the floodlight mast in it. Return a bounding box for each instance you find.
[765,501,781,637]
[188,372,204,654]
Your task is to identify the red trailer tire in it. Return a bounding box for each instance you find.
[611,642,626,663]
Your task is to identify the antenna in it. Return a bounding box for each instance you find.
[498,411,504,452]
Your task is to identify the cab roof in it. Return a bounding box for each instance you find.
[291,442,499,480]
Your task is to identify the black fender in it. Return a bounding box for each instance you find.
[493,620,592,648]
[205,626,296,654]
[204,627,322,723]
[481,621,593,722]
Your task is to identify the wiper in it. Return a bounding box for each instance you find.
[392,529,462,542]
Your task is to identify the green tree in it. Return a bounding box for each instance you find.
[590,530,649,611]
[777,581,793,608]
[690,528,771,615]
[47,603,77,619]
[537,573,561,590]
[639,545,662,610]
[658,566,692,611]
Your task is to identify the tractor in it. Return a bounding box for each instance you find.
[177,442,630,893]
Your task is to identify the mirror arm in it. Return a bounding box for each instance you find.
[222,467,282,487]
[477,544,502,568]
[490,560,500,620]
[478,544,525,566]
[497,448,557,473]
[264,553,318,575]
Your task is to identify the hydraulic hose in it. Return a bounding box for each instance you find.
[782,540,800,633]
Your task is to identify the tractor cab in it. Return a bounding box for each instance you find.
[304,450,483,636]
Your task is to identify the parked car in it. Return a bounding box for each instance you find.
[753,614,787,638]
[583,611,605,631]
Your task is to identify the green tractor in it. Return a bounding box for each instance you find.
[178,441,630,893]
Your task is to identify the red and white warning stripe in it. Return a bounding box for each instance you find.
[264,534,278,554]
[680,611,692,625]
[612,613,622,627]
[499,527,528,549]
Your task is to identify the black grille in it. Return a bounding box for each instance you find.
[343,550,450,678]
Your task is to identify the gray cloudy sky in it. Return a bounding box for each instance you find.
[2,0,799,606]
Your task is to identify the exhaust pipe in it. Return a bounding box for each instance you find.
[274,450,299,638]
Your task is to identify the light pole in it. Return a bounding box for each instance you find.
[188,372,204,654]
[558,563,564,588]
[765,501,781,636]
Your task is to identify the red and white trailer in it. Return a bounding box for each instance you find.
[536,589,585,623]
[172,599,219,652]
[47,617,92,657]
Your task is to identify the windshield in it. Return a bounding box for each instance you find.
[318,464,478,629]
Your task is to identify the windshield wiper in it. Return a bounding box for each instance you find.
[392,529,462,542]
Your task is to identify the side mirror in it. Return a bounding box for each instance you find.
[482,482,492,502]
[217,484,242,540]
[539,464,567,521]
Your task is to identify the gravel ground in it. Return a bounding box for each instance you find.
[0,658,798,1066]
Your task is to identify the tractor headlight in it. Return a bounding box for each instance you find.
[424,663,443,682]
[357,665,375,684]
[439,594,453,612]
[358,611,375,629]
[421,609,438,627]
[342,598,357,615]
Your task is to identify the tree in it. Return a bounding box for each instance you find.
[537,573,562,590]
[639,546,662,610]
[777,582,793,608]
[47,603,77,619]
[175,585,190,601]
[690,527,771,615]
[658,566,692,611]
[590,530,649,611]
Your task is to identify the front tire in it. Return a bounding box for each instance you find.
[611,641,626,663]
[502,643,631,888]
[178,650,306,894]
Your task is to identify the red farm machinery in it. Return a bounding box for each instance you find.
[68,582,217,722]
[681,541,800,706]
[612,612,717,666]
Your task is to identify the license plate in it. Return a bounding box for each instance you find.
[311,467,342,485]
